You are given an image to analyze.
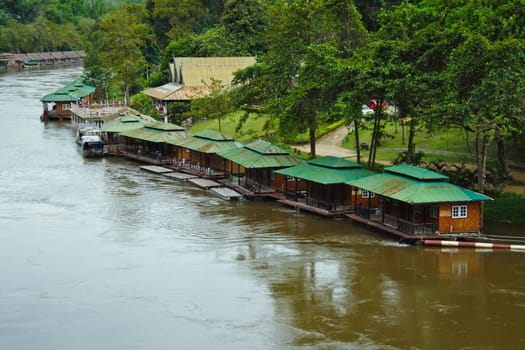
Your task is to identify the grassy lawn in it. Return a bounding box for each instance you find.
[342,121,482,164]
[190,112,274,143]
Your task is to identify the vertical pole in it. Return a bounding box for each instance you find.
[381,196,385,224]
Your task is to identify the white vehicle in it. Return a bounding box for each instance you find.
[362,104,374,115]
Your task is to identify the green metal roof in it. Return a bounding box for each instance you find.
[244,139,290,155]
[307,156,363,169]
[218,140,303,168]
[193,129,235,141]
[120,122,190,143]
[348,170,492,204]
[143,121,186,131]
[167,130,242,153]
[385,163,449,181]
[101,113,157,133]
[40,78,96,102]
[275,156,374,184]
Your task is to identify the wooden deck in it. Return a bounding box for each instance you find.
[188,178,222,189]
[217,179,283,201]
[165,163,226,180]
[70,104,124,127]
[163,172,198,181]
[277,199,348,217]
[210,187,243,200]
[345,213,443,243]
[121,151,173,166]
[139,165,174,174]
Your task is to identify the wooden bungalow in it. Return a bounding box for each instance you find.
[167,130,242,176]
[40,78,95,120]
[217,139,303,194]
[118,121,190,165]
[346,164,492,239]
[274,156,374,216]
[101,113,157,154]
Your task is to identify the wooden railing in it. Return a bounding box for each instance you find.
[353,206,438,236]
[397,219,437,235]
[306,197,335,211]
[70,104,123,120]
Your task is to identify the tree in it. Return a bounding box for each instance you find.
[231,0,367,158]
[96,3,153,105]
[147,0,203,46]
[190,79,233,133]
[220,0,269,55]
[446,33,525,193]
[280,44,343,158]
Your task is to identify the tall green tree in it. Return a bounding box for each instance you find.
[96,3,153,105]
[220,0,269,55]
[147,0,203,46]
[446,33,525,193]
[233,0,366,157]
[190,79,233,132]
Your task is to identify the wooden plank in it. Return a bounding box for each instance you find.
[277,199,342,217]
[210,187,243,200]
[163,172,198,181]
[139,165,173,174]
[188,178,221,189]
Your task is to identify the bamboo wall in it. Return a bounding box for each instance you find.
[438,202,481,233]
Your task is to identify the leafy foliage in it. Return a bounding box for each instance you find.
[4,0,525,197]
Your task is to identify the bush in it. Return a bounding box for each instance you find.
[484,192,525,225]
[285,119,347,143]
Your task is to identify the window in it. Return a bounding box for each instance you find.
[362,190,375,199]
[452,205,468,218]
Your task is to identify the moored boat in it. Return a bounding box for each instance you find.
[23,61,40,68]
[80,135,104,158]
[75,124,101,145]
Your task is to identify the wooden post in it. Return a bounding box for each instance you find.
[381,196,385,224]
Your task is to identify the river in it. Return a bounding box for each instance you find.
[0,67,524,350]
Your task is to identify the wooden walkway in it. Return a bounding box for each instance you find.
[163,172,198,181]
[139,165,173,174]
[277,199,347,217]
[210,187,243,200]
[136,164,243,200]
[188,178,222,189]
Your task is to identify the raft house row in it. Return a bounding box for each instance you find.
[38,61,491,244]
[51,105,492,244]
[0,51,84,71]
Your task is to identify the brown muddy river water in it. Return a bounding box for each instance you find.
[1,67,524,349]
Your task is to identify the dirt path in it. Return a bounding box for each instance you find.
[294,126,356,158]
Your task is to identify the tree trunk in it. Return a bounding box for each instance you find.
[496,132,510,179]
[475,129,489,194]
[353,119,361,164]
[407,118,416,164]
[367,100,382,170]
[309,127,316,159]
[124,70,129,107]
